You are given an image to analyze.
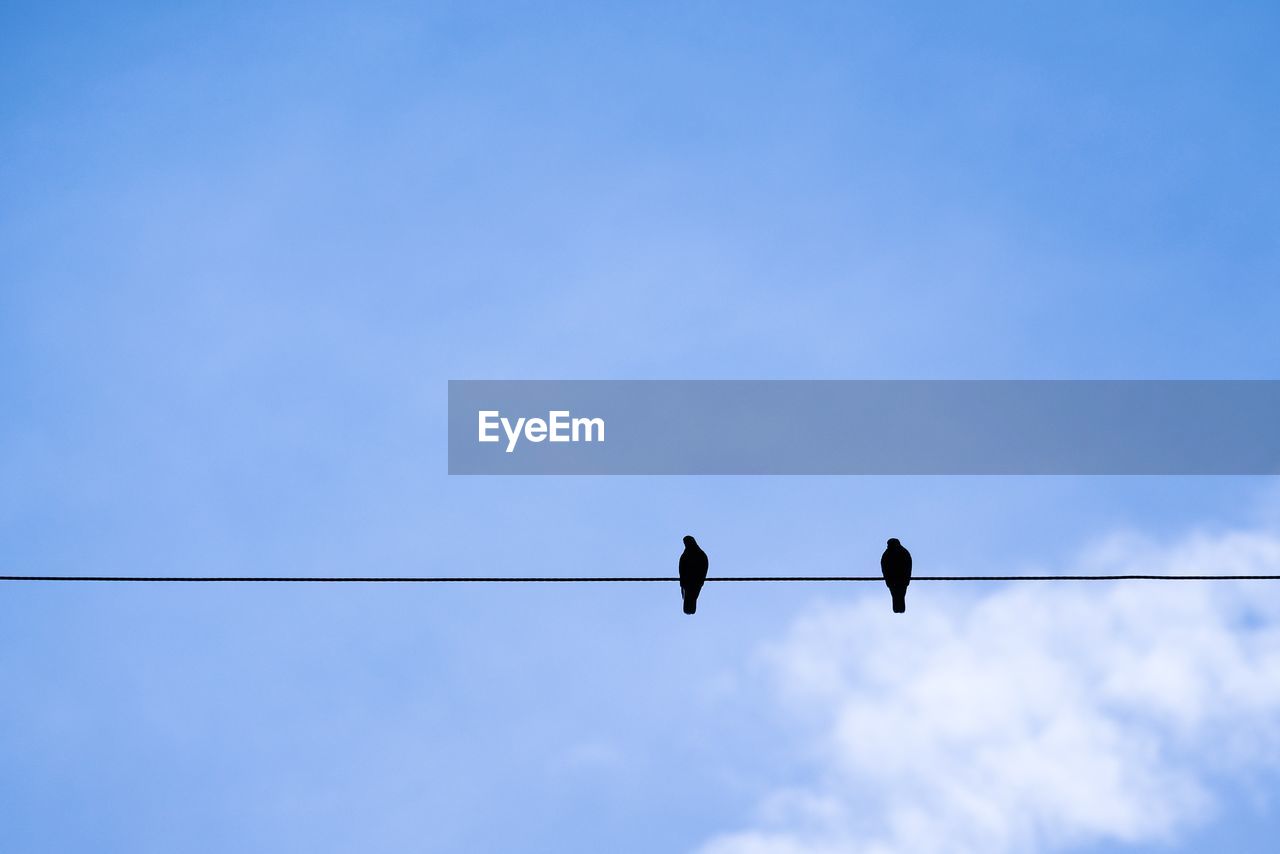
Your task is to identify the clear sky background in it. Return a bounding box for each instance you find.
[3,2,1280,852]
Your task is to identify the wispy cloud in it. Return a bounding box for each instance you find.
[701,528,1280,854]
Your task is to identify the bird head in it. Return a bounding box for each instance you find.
[683,535,697,546]
[887,537,901,547]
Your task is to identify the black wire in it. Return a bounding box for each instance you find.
[3,575,1280,583]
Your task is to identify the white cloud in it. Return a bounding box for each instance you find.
[701,528,1280,854]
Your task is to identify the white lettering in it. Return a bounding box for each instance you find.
[478,411,500,443]
[478,410,605,452]
[572,416,605,443]
[548,410,570,442]
[502,416,526,453]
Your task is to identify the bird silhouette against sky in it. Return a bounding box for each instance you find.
[679,535,708,615]
[881,537,912,613]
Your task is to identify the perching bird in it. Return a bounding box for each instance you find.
[881,537,912,614]
[679,535,709,615]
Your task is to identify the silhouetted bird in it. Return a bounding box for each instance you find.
[881,537,912,614]
[679,535,709,615]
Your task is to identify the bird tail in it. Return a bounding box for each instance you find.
[682,587,698,615]
[892,591,906,614]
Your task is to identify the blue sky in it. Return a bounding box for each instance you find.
[3,3,1280,852]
